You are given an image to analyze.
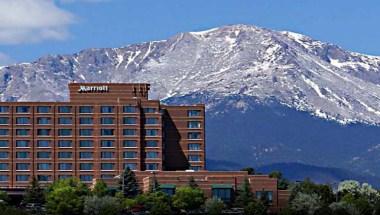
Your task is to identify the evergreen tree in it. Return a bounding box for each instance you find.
[92,179,108,197]
[150,173,160,193]
[188,176,198,188]
[119,167,139,198]
[23,177,45,205]
[234,177,254,207]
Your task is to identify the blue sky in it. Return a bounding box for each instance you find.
[0,0,379,66]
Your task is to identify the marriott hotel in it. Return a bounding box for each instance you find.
[0,83,205,187]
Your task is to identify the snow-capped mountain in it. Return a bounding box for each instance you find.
[2,24,380,177]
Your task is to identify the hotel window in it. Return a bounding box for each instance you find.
[0,152,8,159]
[79,129,93,136]
[101,129,114,136]
[37,163,51,170]
[188,110,201,117]
[101,174,114,179]
[146,140,158,147]
[101,117,114,125]
[80,163,93,170]
[124,163,137,170]
[16,175,29,181]
[256,191,273,204]
[145,129,159,136]
[79,117,93,125]
[123,117,137,125]
[58,152,72,159]
[123,151,137,159]
[37,106,51,113]
[188,155,201,162]
[37,117,51,125]
[123,129,136,136]
[16,128,30,136]
[188,121,201,128]
[37,140,50,148]
[80,175,93,182]
[0,106,9,113]
[0,117,8,125]
[146,152,159,159]
[101,152,114,159]
[16,117,31,125]
[212,186,233,203]
[188,143,201,151]
[58,163,72,170]
[37,175,51,182]
[188,132,201,140]
[37,152,51,159]
[143,107,157,113]
[58,175,72,179]
[16,152,29,159]
[123,140,137,148]
[101,106,114,113]
[0,140,8,147]
[16,140,29,148]
[101,163,114,170]
[0,129,8,136]
[145,118,158,125]
[58,129,72,136]
[58,117,72,125]
[58,140,72,148]
[0,163,8,170]
[101,140,114,148]
[123,106,136,113]
[79,140,93,148]
[37,129,50,136]
[79,152,93,159]
[145,163,158,170]
[79,106,93,113]
[16,106,30,113]
[16,163,30,170]
[58,106,72,113]
[0,175,9,181]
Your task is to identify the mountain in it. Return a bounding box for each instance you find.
[2,24,380,179]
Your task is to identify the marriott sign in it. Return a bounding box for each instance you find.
[78,85,109,93]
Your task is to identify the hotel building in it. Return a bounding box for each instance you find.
[0,83,205,187]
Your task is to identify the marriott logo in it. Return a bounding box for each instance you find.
[78,85,109,93]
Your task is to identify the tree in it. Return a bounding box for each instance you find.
[188,176,198,188]
[136,192,171,214]
[23,177,45,205]
[290,192,322,215]
[45,178,89,215]
[150,173,160,193]
[234,177,254,207]
[244,200,267,215]
[205,198,225,215]
[290,179,334,205]
[241,167,255,175]
[0,190,9,205]
[83,196,121,215]
[92,180,108,197]
[172,186,205,212]
[119,167,139,198]
[314,205,333,215]
[269,171,290,190]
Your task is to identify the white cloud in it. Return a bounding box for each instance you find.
[0,53,14,66]
[0,0,75,45]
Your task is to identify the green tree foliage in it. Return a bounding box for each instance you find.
[45,178,89,215]
[0,204,30,215]
[172,186,205,212]
[0,190,9,205]
[119,167,139,198]
[241,167,255,175]
[150,174,160,193]
[269,171,290,190]
[234,177,254,207]
[290,179,334,205]
[188,176,198,188]
[23,177,45,206]
[205,198,225,215]
[244,200,267,215]
[83,196,121,215]
[290,192,322,215]
[313,205,332,215]
[92,180,108,197]
[137,191,171,214]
